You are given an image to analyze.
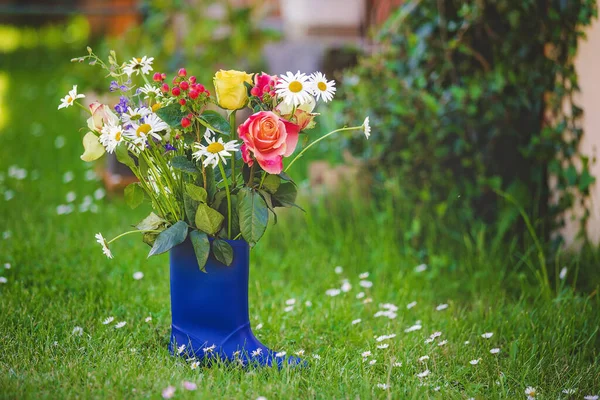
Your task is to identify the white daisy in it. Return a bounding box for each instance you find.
[361,351,372,358]
[376,383,390,390]
[375,334,396,342]
[359,280,373,288]
[481,332,494,339]
[525,386,537,398]
[102,316,114,325]
[369,359,377,365]
[359,272,369,279]
[377,344,389,349]
[469,359,480,365]
[192,130,239,169]
[145,316,152,322]
[203,344,216,353]
[363,116,371,139]
[115,321,126,329]
[562,389,576,395]
[58,85,85,110]
[251,348,263,357]
[123,56,154,76]
[584,396,598,400]
[418,355,429,362]
[341,281,352,292]
[121,107,151,126]
[407,301,417,309]
[438,340,448,346]
[286,298,296,305]
[309,71,336,102]
[405,324,422,333]
[177,344,186,355]
[326,288,341,297]
[275,351,286,357]
[417,369,430,378]
[436,303,449,311]
[99,122,124,154]
[275,71,313,106]
[139,83,161,99]
[295,349,305,356]
[125,113,170,144]
[95,233,113,259]
[490,348,500,354]
[393,362,402,367]
[352,319,362,325]
[312,354,321,359]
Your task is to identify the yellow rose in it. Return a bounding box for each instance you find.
[213,70,252,110]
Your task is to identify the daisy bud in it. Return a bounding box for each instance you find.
[161,83,169,93]
[181,117,191,128]
[178,68,187,77]
[152,72,163,82]
[172,87,181,96]
[179,98,186,106]
[189,76,197,84]
[180,81,189,91]
[189,90,199,99]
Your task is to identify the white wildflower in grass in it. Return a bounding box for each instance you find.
[559,266,568,280]
[407,301,417,309]
[418,355,430,362]
[309,72,336,102]
[133,271,144,280]
[192,132,239,168]
[102,316,114,325]
[123,56,154,76]
[431,332,442,339]
[405,324,422,333]
[4,263,10,269]
[275,351,286,357]
[341,281,352,292]
[438,340,448,346]
[190,360,200,370]
[436,303,449,311]
[417,369,431,378]
[255,323,263,330]
[275,71,313,106]
[63,171,74,183]
[161,385,176,399]
[490,348,500,354]
[377,344,389,349]
[183,381,197,391]
[58,85,85,110]
[251,348,263,357]
[356,292,365,299]
[525,386,537,398]
[469,359,480,365]
[376,334,396,342]
[56,204,74,215]
[362,116,371,139]
[584,396,599,400]
[95,233,113,259]
[4,190,14,201]
[304,301,312,307]
[312,354,321,360]
[85,170,99,181]
[361,351,372,358]
[363,297,373,304]
[99,122,125,154]
[562,389,576,395]
[434,387,441,392]
[359,272,369,279]
[0,277,7,284]
[284,305,294,312]
[72,326,83,336]
[414,263,427,273]
[424,338,434,344]
[177,344,186,355]
[93,188,105,200]
[334,266,343,274]
[393,362,402,367]
[295,349,305,356]
[203,344,216,354]
[377,383,390,390]
[285,298,296,305]
[481,332,494,339]
[145,316,152,322]
[326,288,341,297]
[359,280,373,288]
[369,359,377,365]
[66,191,76,203]
[2,231,11,240]
[352,319,362,325]
[115,321,127,329]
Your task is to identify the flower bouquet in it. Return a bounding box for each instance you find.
[61,48,368,366]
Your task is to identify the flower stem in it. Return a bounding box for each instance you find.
[108,229,163,245]
[218,160,233,239]
[229,111,237,187]
[284,126,363,172]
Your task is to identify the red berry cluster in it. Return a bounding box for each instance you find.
[153,68,210,129]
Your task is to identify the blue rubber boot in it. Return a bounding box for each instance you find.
[168,238,302,368]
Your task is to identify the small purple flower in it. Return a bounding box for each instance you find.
[164,143,176,152]
[109,80,131,92]
[114,96,129,115]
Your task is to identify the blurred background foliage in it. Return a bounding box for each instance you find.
[337,0,598,250]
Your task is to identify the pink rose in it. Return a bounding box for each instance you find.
[238,111,300,174]
[250,73,277,97]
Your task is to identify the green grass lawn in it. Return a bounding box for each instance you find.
[1,48,599,399]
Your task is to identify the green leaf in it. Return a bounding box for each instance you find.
[115,144,136,170]
[238,187,269,246]
[272,182,298,207]
[136,212,167,231]
[195,203,224,235]
[579,169,596,192]
[124,183,144,209]
[212,239,233,266]
[148,221,188,257]
[262,174,280,194]
[171,156,199,175]
[184,194,200,226]
[189,230,210,271]
[199,110,231,135]
[155,103,185,128]
[185,183,207,202]
[138,155,149,177]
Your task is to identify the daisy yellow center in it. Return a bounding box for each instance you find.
[289,81,303,93]
[152,103,161,112]
[67,96,73,103]
[317,81,327,91]
[136,58,142,62]
[115,131,122,141]
[207,142,224,154]
[136,124,151,137]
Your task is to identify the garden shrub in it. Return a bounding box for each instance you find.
[338,0,597,243]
